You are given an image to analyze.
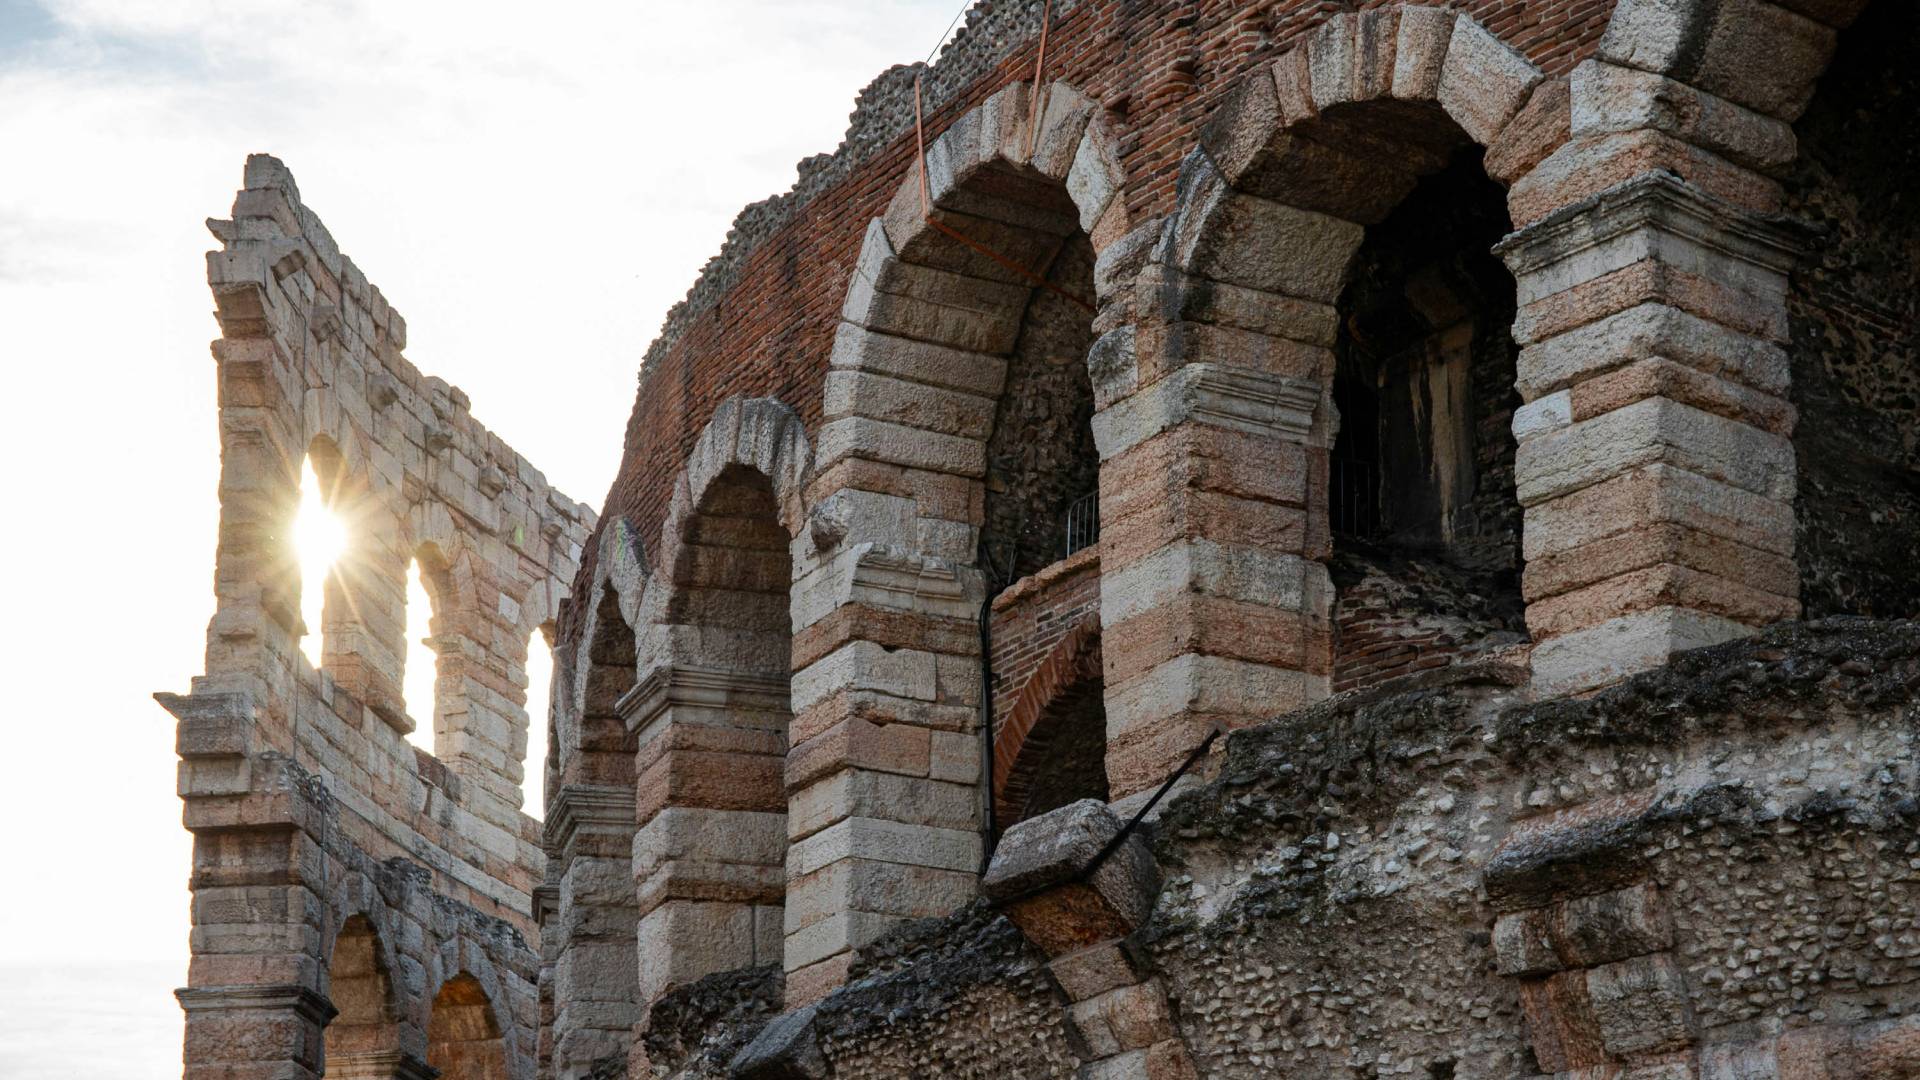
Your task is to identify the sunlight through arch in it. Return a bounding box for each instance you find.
[403,557,438,754]
[295,456,348,667]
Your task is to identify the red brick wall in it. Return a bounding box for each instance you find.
[566,0,1621,642]
[989,546,1102,727]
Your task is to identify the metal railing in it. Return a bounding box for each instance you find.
[1062,490,1100,558]
[1330,457,1383,540]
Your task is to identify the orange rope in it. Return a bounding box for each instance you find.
[1024,0,1053,161]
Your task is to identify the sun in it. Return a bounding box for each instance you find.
[296,457,347,664]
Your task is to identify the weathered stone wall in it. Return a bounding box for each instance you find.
[696,619,1920,1079]
[1783,0,1920,620]
[164,156,594,1080]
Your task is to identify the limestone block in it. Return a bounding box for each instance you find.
[789,639,937,716]
[1531,605,1755,695]
[1154,150,1365,302]
[1069,982,1178,1058]
[1513,396,1795,506]
[1390,6,1457,102]
[783,858,976,933]
[1100,592,1332,678]
[928,728,978,784]
[1100,540,1332,628]
[1768,0,1869,27]
[1140,264,1339,345]
[1493,908,1562,976]
[1690,0,1837,121]
[786,816,981,878]
[1585,953,1696,1056]
[1049,941,1148,1002]
[635,900,759,1003]
[981,799,1160,956]
[783,909,906,970]
[1436,17,1543,146]
[1067,125,1123,233]
[1486,77,1572,186]
[632,808,786,880]
[1569,358,1796,437]
[1515,302,1788,402]
[1307,10,1399,111]
[783,715,931,791]
[1031,81,1099,181]
[813,416,986,479]
[822,369,996,440]
[1198,62,1282,194]
[1570,61,1797,172]
[1091,363,1323,461]
[729,1004,828,1080]
[1556,883,1674,968]
[1524,520,1799,604]
[1512,390,1572,443]
[1508,130,1782,228]
[1597,0,1705,77]
[1524,560,1798,639]
[828,320,1007,398]
[1522,463,1796,561]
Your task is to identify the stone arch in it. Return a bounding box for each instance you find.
[992,614,1107,827]
[1100,8,1552,798]
[789,78,1131,1005]
[425,973,509,1080]
[627,397,807,1006]
[320,914,415,1078]
[543,543,645,1078]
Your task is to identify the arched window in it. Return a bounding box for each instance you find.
[521,624,556,818]
[425,973,507,1080]
[294,450,348,668]
[322,916,399,1076]
[400,554,440,753]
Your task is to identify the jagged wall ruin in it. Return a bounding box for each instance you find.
[164,156,594,1080]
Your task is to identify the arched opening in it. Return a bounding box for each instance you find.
[521,624,556,819]
[321,916,399,1076]
[978,228,1101,583]
[994,619,1107,828]
[425,973,508,1080]
[1327,149,1529,690]
[294,447,349,668]
[1785,0,1920,619]
[635,457,792,1004]
[400,550,446,754]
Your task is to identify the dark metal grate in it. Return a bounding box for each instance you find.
[1330,456,1383,539]
[1063,490,1100,558]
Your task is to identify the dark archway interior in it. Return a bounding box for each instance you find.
[1006,668,1109,825]
[427,973,509,1080]
[1785,0,1920,618]
[1328,149,1528,680]
[323,916,396,1073]
[579,584,638,786]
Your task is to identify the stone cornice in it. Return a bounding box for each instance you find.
[542,783,637,851]
[175,983,337,1026]
[1495,170,1809,277]
[617,663,792,734]
[846,545,982,620]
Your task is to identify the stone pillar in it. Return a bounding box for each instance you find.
[164,690,333,1080]
[1500,172,1803,696]
[1091,189,1349,800]
[622,664,789,1006]
[545,784,640,1079]
[982,799,1196,1080]
[782,546,985,1006]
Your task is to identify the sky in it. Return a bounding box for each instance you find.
[0,0,959,1074]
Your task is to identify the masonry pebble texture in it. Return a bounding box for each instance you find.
[165,0,1920,1077]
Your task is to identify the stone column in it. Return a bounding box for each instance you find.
[1501,172,1803,696]
[622,664,789,1006]
[782,546,986,1006]
[545,783,640,1079]
[164,690,334,1080]
[1091,193,1348,801]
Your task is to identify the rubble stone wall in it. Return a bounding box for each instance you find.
[164,156,594,1080]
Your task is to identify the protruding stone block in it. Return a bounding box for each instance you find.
[982,799,1160,957]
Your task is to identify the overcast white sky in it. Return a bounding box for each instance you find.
[0,1,957,1074]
